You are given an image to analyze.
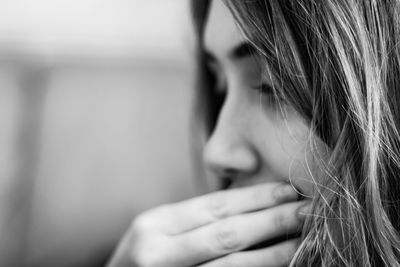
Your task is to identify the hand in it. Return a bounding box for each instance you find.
[106,183,310,267]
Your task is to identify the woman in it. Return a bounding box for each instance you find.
[224,0,400,266]
[108,0,400,266]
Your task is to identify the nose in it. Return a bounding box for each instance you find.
[203,94,261,180]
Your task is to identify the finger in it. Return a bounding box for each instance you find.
[197,238,301,267]
[167,201,309,266]
[152,182,299,234]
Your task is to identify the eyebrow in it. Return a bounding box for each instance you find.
[204,41,257,63]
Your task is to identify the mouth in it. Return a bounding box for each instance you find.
[221,177,307,200]
[218,179,307,250]
[296,188,306,201]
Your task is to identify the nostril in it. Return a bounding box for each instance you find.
[220,177,233,190]
[204,131,261,175]
[218,168,237,190]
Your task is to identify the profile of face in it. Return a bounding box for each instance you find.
[203,0,325,197]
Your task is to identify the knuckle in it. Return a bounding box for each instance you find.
[273,212,289,230]
[130,238,166,267]
[271,184,288,203]
[208,193,229,219]
[250,186,265,205]
[150,204,173,220]
[213,222,242,252]
[132,204,171,232]
[132,213,153,232]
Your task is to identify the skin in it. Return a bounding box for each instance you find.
[107,1,322,266]
[202,0,321,196]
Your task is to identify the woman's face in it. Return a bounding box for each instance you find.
[203,0,325,197]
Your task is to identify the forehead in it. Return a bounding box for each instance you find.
[204,0,245,58]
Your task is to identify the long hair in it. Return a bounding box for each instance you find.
[192,0,400,266]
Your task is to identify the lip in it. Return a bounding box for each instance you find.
[224,176,274,189]
[297,190,306,201]
[222,177,309,202]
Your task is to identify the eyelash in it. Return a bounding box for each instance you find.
[252,83,278,101]
[252,83,273,95]
[209,70,281,107]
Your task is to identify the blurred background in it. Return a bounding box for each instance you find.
[0,1,197,266]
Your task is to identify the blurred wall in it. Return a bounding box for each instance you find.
[0,1,196,266]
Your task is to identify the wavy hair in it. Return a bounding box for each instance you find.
[192,0,400,266]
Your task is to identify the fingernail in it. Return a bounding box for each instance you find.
[297,202,312,219]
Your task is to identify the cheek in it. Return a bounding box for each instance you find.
[261,112,327,197]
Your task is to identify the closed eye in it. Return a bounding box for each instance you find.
[251,83,274,95]
[250,83,286,108]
